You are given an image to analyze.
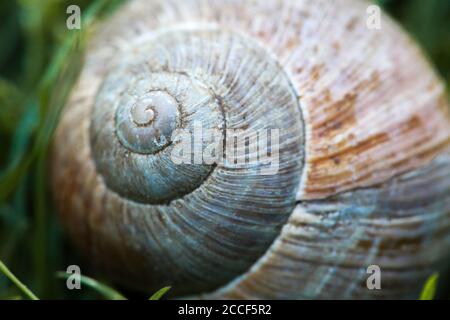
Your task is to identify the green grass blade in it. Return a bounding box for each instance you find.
[149,286,171,300]
[0,0,123,202]
[4,295,22,300]
[419,273,439,300]
[55,272,126,300]
[0,259,39,300]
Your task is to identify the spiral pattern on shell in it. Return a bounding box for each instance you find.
[52,0,450,299]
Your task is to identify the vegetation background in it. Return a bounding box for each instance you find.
[0,0,449,299]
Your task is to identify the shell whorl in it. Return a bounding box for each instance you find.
[91,28,304,206]
[83,27,305,293]
[51,0,450,299]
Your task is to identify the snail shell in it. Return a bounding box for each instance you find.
[51,0,450,299]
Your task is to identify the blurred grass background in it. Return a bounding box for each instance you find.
[0,0,449,299]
